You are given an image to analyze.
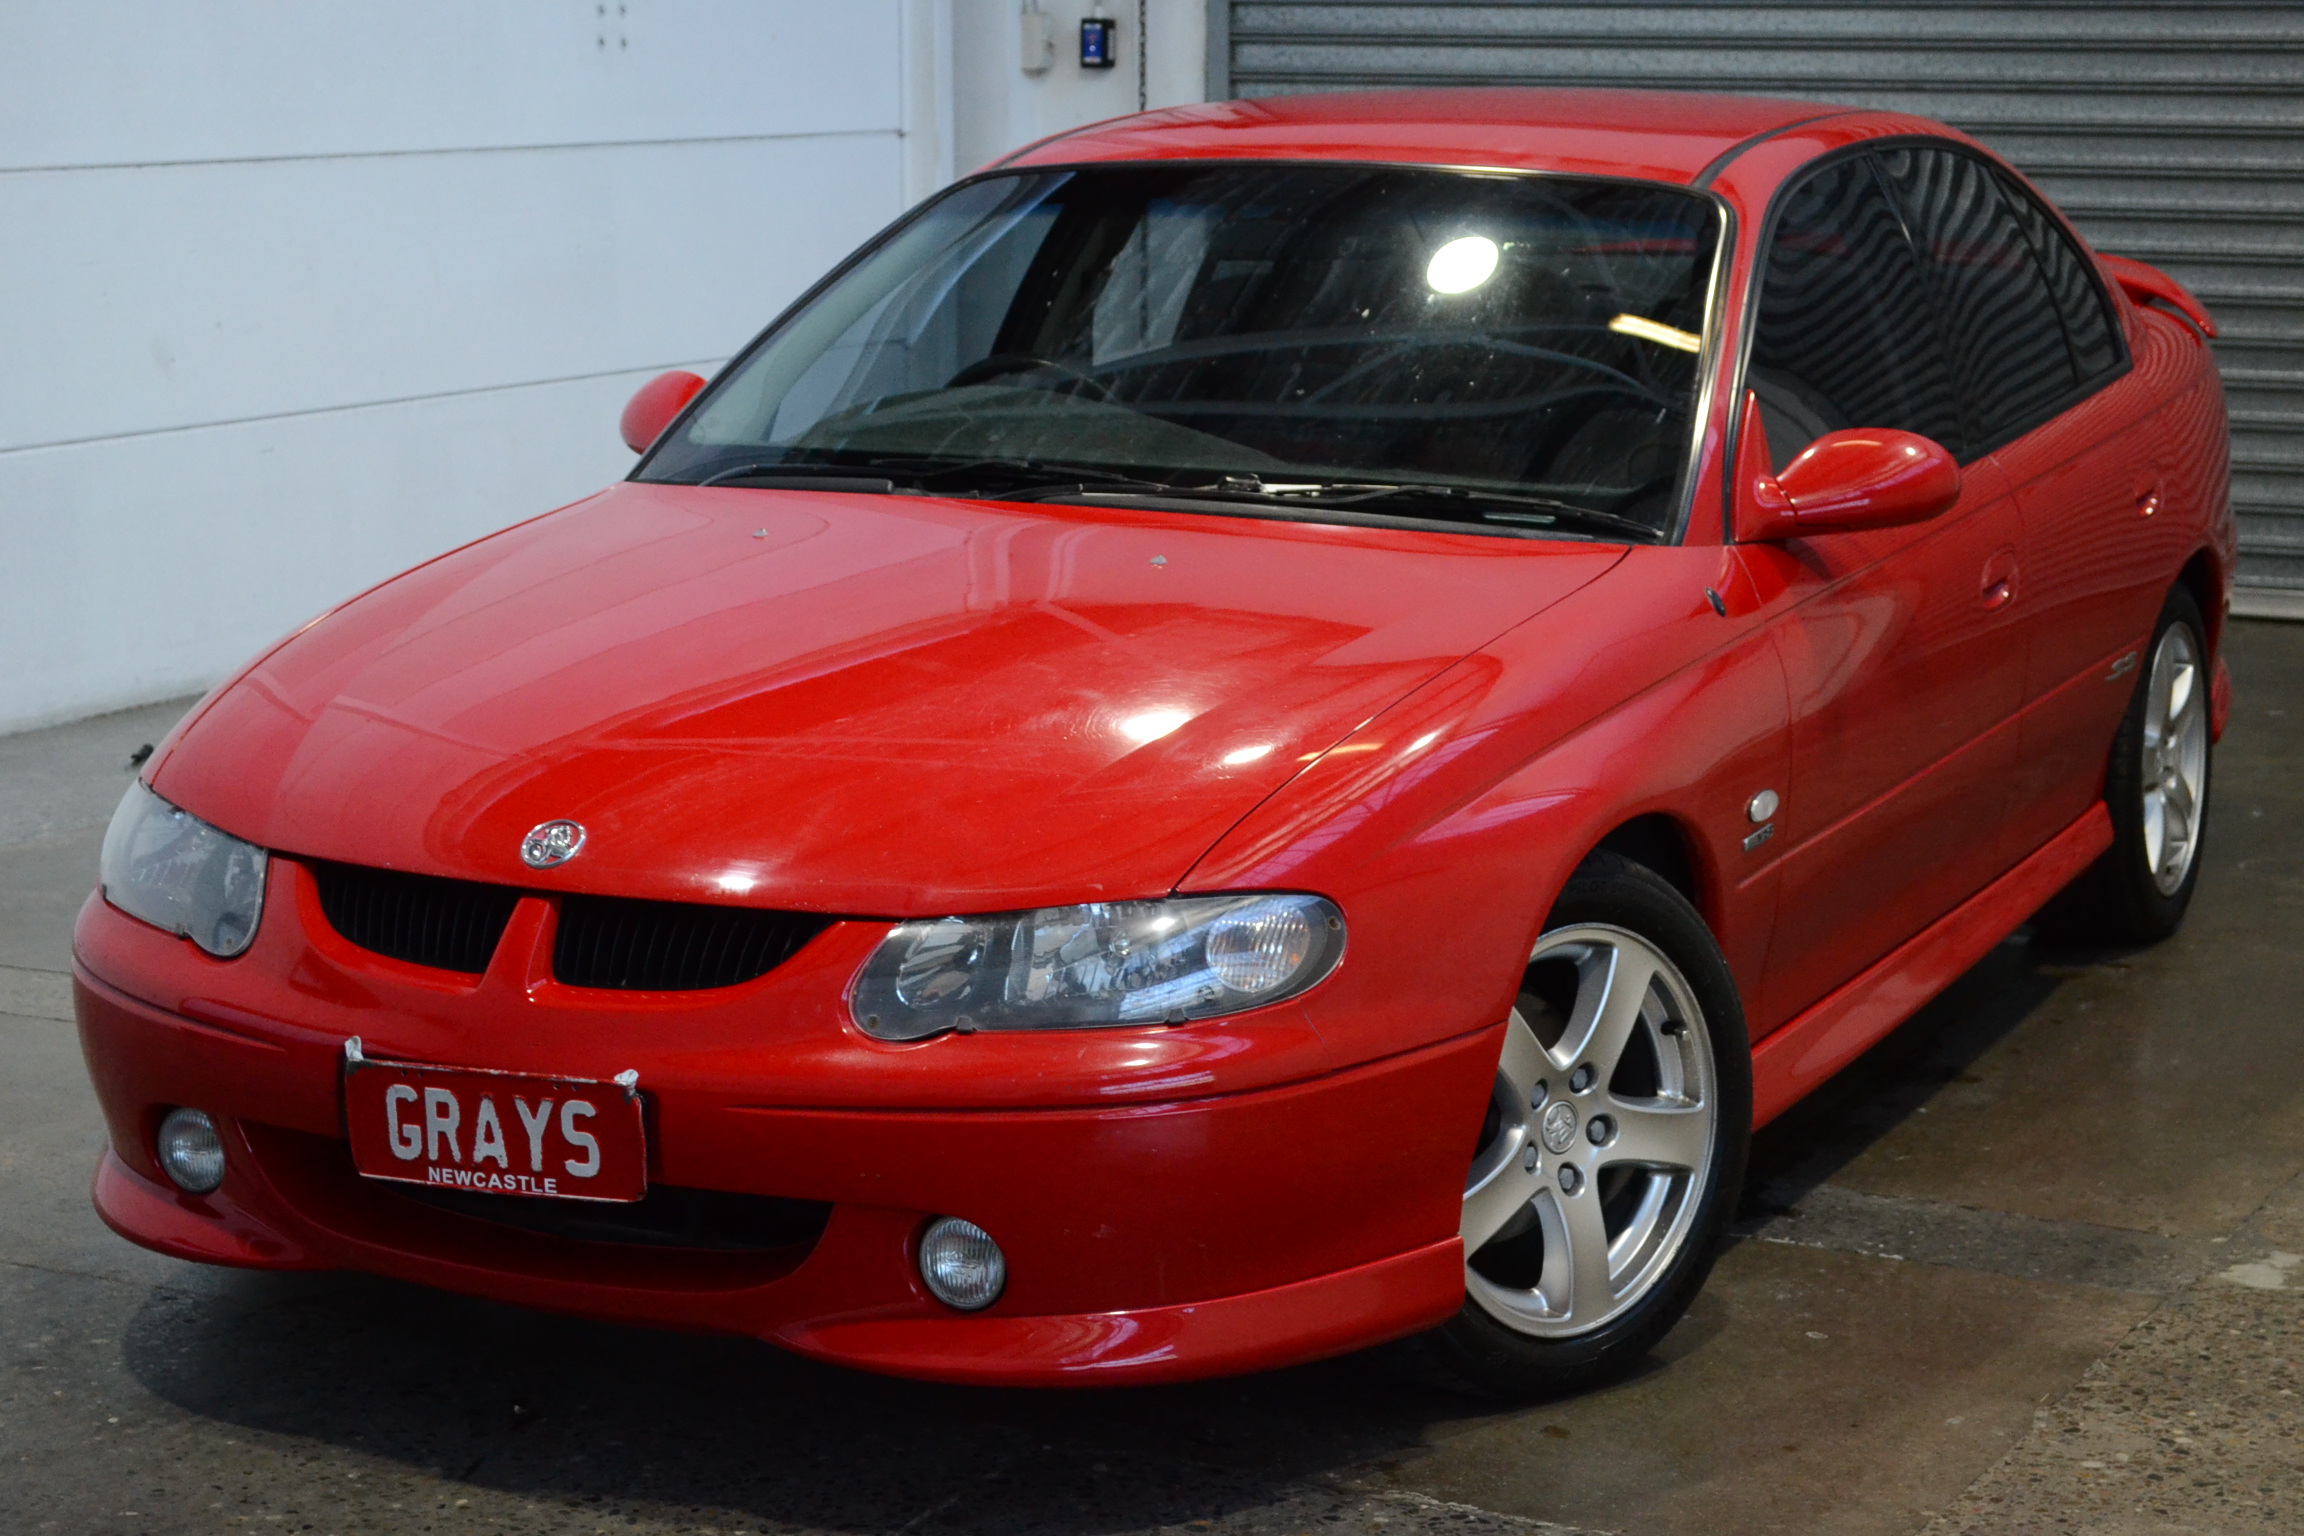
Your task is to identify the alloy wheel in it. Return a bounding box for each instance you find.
[1461,924,1717,1339]
[2142,623,2209,897]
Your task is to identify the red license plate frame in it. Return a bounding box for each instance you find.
[344,1049,647,1203]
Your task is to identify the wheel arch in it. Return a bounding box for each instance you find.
[2176,547,2223,656]
[1583,813,1711,932]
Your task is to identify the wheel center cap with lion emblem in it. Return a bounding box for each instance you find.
[1539,1099,1581,1155]
[521,819,586,869]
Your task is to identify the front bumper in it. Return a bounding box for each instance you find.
[73,867,1486,1386]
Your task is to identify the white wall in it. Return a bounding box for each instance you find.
[951,0,1208,175]
[0,0,957,733]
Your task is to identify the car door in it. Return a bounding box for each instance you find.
[1956,161,2176,849]
[1743,150,2032,1029]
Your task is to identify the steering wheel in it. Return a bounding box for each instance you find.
[1534,389,1683,518]
[946,353,1117,402]
[1605,473,1678,518]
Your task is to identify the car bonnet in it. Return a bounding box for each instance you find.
[153,481,1625,914]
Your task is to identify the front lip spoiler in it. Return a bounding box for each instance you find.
[92,1148,323,1271]
[772,1236,1464,1387]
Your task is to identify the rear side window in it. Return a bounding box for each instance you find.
[1993,167,2123,382]
[1749,157,1965,469]
[1875,147,2076,449]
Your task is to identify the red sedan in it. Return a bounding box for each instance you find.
[77,88,2233,1396]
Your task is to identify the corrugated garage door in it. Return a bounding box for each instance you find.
[1212,1,2304,614]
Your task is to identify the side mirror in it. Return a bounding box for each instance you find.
[619,370,707,454]
[1731,390,1960,541]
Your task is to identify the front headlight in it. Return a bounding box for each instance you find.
[99,780,269,958]
[852,893,1345,1041]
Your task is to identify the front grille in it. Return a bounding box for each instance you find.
[395,1181,831,1252]
[310,861,519,974]
[553,895,830,990]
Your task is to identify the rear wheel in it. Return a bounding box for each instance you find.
[1388,853,1750,1397]
[2057,587,2212,945]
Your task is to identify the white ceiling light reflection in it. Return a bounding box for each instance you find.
[1221,743,1274,766]
[1427,235,1500,295]
[714,872,759,895]
[1119,708,1190,743]
[1608,313,1703,354]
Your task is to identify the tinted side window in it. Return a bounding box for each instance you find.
[1876,147,2075,447]
[1750,158,1964,470]
[1994,167,2122,381]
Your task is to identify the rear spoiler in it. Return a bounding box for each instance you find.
[2098,252,2217,338]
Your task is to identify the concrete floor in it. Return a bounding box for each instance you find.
[3,623,2301,1536]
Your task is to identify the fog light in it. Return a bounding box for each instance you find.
[917,1216,1005,1310]
[156,1107,226,1194]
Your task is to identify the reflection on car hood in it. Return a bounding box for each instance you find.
[155,482,1625,913]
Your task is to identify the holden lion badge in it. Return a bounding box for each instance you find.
[520,819,586,869]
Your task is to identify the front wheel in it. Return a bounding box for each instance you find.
[1387,852,1750,1398]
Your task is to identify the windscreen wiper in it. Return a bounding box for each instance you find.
[1140,475,1662,542]
[688,462,1658,540]
[985,468,1195,501]
[1366,486,1660,542]
[693,458,1174,498]
[694,462,902,491]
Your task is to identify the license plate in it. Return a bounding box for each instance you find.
[344,1048,647,1203]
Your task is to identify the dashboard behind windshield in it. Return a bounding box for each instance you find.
[638,162,1723,540]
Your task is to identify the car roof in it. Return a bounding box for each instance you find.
[998,87,1868,187]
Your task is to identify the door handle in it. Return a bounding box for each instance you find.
[1981,548,2019,611]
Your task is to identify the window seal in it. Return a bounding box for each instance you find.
[1691,111,1862,190]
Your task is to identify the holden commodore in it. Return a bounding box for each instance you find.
[76,88,2234,1396]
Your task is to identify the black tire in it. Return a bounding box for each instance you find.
[1383,851,1751,1399]
[2054,586,2213,946]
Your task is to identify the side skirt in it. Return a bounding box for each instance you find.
[1750,801,2114,1127]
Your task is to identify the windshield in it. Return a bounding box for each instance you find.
[638,162,1722,540]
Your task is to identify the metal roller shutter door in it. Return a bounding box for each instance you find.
[1213,1,2304,614]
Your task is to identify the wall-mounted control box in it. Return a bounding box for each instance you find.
[1080,16,1117,69]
